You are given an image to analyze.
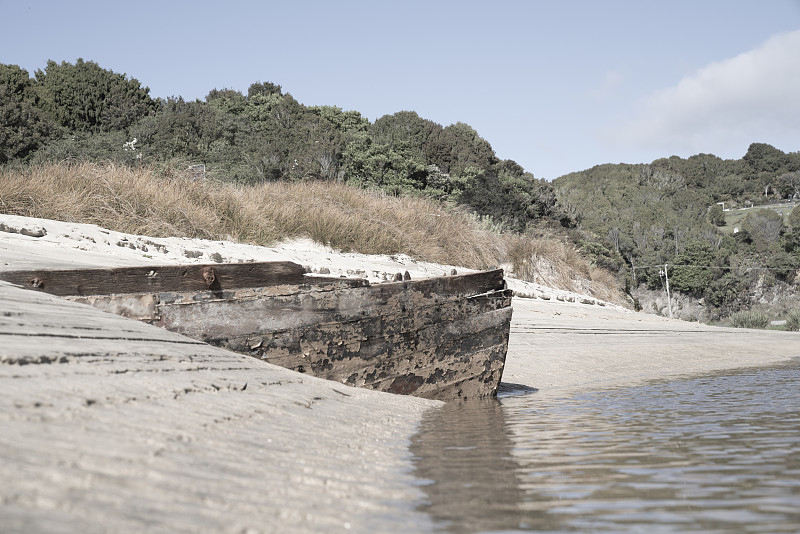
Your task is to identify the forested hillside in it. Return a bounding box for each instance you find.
[0,59,568,233]
[555,149,800,321]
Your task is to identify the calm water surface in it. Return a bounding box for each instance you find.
[410,359,800,533]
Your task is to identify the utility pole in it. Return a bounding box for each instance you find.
[664,263,673,318]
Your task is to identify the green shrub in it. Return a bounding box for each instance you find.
[729,310,770,329]
[705,273,747,315]
[708,203,726,226]
[785,309,800,331]
[458,165,568,232]
[767,251,798,282]
[669,240,717,298]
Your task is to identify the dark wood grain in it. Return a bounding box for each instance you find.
[0,262,308,296]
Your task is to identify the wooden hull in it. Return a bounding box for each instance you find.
[2,263,513,400]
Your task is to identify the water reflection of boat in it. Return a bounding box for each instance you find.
[1,262,513,401]
[410,398,528,531]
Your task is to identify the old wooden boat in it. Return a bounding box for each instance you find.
[0,262,513,400]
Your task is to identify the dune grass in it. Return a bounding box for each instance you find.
[0,161,627,305]
[784,309,800,332]
[729,310,770,329]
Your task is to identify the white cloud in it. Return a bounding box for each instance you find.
[608,29,800,157]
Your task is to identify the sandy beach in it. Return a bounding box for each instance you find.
[506,297,799,392]
[1,214,798,532]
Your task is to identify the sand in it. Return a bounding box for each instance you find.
[1,214,798,532]
[505,297,799,393]
[0,280,437,533]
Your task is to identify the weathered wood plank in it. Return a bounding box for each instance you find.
[2,264,501,300]
[65,278,371,321]
[0,261,308,296]
[341,312,511,398]
[149,278,510,344]
[225,292,513,368]
[220,295,509,356]
[207,294,513,398]
[371,269,505,299]
[62,269,507,341]
[304,275,371,287]
[372,338,510,399]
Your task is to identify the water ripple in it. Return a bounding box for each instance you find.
[411,360,800,532]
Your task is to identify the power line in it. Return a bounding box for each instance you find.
[632,264,793,272]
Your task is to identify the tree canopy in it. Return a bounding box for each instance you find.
[34,59,156,133]
[0,59,569,234]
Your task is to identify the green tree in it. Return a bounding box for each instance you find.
[247,81,282,98]
[742,208,784,251]
[341,132,427,193]
[743,143,793,197]
[789,205,800,231]
[294,111,344,181]
[775,171,800,199]
[0,64,39,103]
[441,122,498,178]
[781,207,800,254]
[786,206,800,252]
[206,88,248,115]
[668,240,717,297]
[458,164,564,232]
[704,273,747,316]
[0,64,56,163]
[128,96,256,183]
[29,130,136,165]
[766,251,798,282]
[708,203,726,226]
[743,142,789,174]
[308,106,369,136]
[35,59,156,133]
[370,111,441,160]
[242,92,347,181]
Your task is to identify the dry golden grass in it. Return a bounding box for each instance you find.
[505,235,627,304]
[0,161,627,304]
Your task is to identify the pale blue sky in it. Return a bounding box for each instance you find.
[2,0,799,179]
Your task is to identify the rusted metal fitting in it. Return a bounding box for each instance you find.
[202,266,217,289]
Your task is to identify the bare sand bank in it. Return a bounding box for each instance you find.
[2,214,799,532]
[0,281,438,533]
[505,297,800,393]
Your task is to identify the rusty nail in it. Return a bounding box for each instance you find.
[202,266,216,288]
[30,278,45,289]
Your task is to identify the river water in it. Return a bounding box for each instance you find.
[410,359,800,533]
